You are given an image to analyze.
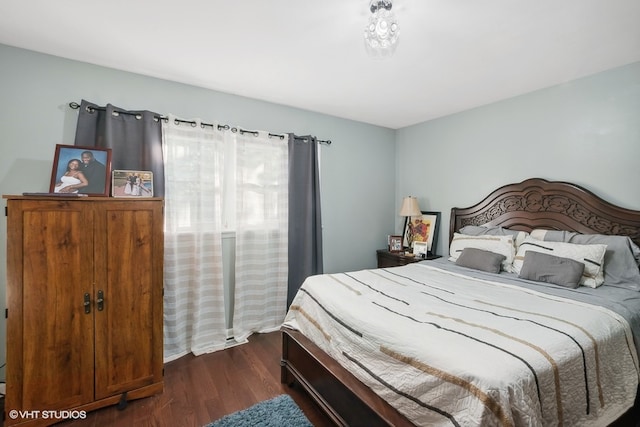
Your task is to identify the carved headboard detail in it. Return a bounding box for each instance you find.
[450,178,640,247]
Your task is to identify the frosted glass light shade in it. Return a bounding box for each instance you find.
[364,0,399,57]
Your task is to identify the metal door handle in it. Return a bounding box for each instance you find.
[83,293,91,314]
[97,290,104,311]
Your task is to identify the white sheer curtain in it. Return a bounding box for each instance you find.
[233,131,289,343]
[162,116,228,362]
[163,118,289,359]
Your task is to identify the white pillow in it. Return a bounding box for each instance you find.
[449,233,516,272]
[530,228,640,289]
[513,237,607,288]
[462,225,530,250]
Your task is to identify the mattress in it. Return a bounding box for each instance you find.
[282,260,640,426]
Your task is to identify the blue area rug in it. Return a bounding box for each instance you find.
[205,394,313,427]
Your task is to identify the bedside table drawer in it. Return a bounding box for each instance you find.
[376,249,442,268]
[376,249,421,268]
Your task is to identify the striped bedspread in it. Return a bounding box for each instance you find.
[282,262,639,427]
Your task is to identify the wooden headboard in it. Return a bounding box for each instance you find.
[450,178,640,247]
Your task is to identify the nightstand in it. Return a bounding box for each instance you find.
[376,249,441,268]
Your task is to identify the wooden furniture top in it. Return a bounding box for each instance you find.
[3,195,163,201]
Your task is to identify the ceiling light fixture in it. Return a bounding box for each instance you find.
[364,0,399,58]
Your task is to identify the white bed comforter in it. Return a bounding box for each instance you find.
[282,263,639,427]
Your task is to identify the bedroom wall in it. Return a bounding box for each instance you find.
[2,44,638,382]
[395,61,640,258]
[0,44,396,380]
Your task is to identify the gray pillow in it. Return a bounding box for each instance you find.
[455,248,506,273]
[518,251,585,289]
[541,230,640,290]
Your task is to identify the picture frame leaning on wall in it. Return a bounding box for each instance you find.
[403,211,441,255]
[112,170,154,197]
[49,144,112,196]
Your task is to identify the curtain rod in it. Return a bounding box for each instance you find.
[68,102,332,145]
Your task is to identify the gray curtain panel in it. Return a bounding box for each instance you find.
[288,134,324,307]
[73,99,165,196]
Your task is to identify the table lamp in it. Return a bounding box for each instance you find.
[399,196,421,249]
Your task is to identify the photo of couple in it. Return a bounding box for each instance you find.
[112,170,154,197]
[50,145,112,196]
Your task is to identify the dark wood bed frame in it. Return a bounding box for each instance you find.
[281,178,640,426]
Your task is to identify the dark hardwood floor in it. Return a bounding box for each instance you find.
[26,330,640,427]
[57,332,333,427]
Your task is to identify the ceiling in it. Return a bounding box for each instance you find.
[1,1,639,129]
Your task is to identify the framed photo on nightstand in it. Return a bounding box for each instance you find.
[388,235,404,253]
[413,241,428,258]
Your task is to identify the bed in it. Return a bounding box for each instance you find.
[280,178,640,426]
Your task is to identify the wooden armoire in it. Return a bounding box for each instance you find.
[4,196,164,426]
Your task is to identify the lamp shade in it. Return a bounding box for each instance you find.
[399,196,421,217]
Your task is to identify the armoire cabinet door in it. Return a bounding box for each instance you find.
[93,201,164,400]
[6,201,95,413]
[6,197,164,425]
